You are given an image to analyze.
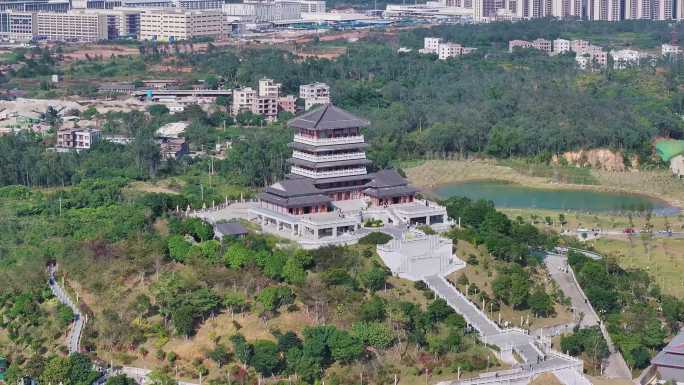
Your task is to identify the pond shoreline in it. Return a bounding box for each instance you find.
[405,160,684,212]
[425,179,679,216]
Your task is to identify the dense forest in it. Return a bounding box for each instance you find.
[2,20,684,384]
[2,20,684,190]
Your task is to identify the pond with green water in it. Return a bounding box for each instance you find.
[431,180,679,215]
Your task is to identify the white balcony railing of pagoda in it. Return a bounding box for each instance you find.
[292,151,366,163]
[291,166,367,179]
[293,134,365,146]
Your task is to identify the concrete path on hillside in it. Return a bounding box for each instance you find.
[544,254,632,379]
[544,254,599,328]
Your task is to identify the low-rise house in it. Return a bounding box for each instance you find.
[214,222,248,240]
[56,128,101,152]
[611,49,642,69]
[159,137,189,160]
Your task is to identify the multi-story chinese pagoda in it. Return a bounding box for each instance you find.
[258,104,418,215]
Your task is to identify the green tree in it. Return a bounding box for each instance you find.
[360,267,387,292]
[105,374,138,385]
[230,334,253,366]
[249,340,281,376]
[328,330,364,363]
[207,344,230,367]
[360,296,386,322]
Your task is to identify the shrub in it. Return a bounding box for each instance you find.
[359,232,392,245]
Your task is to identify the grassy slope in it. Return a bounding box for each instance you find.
[447,241,574,330]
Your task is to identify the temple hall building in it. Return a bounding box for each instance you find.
[248,104,449,248]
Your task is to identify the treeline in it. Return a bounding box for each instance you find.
[175,21,684,166]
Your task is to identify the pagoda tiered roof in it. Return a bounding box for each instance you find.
[288,104,370,131]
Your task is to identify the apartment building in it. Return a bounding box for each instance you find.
[438,42,463,60]
[421,37,442,54]
[35,11,108,42]
[575,50,608,69]
[140,9,223,41]
[231,87,257,116]
[300,82,330,111]
[258,78,282,98]
[56,128,101,151]
[0,11,35,42]
[231,86,278,121]
[531,38,552,53]
[553,38,570,54]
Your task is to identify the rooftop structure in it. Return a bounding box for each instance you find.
[214,222,248,239]
[249,104,448,248]
[652,330,684,382]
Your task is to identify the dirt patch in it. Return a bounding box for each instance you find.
[553,148,638,172]
[296,47,347,60]
[63,45,140,62]
[530,372,563,385]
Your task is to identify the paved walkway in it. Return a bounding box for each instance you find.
[48,265,85,354]
[544,253,632,379]
[544,254,599,328]
[424,275,501,337]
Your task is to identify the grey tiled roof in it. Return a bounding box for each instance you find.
[259,191,331,208]
[363,185,418,198]
[653,331,684,371]
[366,169,411,188]
[215,222,248,236]
[288,104,370,131]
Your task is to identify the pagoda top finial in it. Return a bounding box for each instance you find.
[288,104,370,131]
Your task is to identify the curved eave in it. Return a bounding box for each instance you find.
[288,157,372,169]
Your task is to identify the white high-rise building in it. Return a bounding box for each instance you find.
[140,9,224,41]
